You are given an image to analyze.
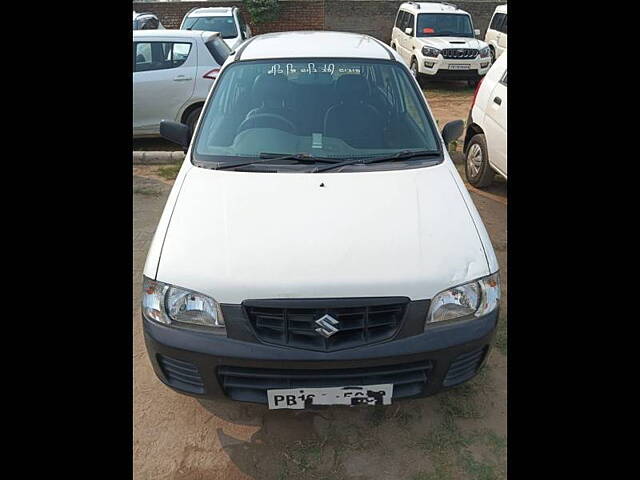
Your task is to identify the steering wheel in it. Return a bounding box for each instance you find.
[236,113,297,135]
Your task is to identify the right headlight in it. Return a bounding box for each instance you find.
[142,276,226,334]
[422,46,441,58]
[425,272,500,327]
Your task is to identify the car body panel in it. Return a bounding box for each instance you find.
[469,52,507,178]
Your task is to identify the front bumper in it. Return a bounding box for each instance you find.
[418,54,491,79]
[142,309,498,404]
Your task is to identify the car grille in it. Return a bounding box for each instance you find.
[442,346,487,386]
[218,360,433,403]
[244,298,409,351]
[157,354,205,394]
[442,48,478,59]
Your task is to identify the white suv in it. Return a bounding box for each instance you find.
[180,6,252,50]
[390,2,491,86]
[133,30,231,137]
[463,52,507,187]
[485,4,507,62]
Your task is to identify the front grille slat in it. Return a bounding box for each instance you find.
[218,360,433,403]
[441,48,478,59]
[245,299,409,351]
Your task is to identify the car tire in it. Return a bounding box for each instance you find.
[490,46,496,64]
[185,107,203,135]
[465,134,495,187]
[410,58,424,86]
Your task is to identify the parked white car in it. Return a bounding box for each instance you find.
[463,52,507,187]
[390,2,491,86]
[132,11,164,30]
[141,31,500,408]
[485,4,507,62]
[180,6,251,50]
[133,29,230,137]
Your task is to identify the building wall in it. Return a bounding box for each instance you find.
[132,1,506,42]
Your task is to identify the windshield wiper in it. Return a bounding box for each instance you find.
[213,152,341,171]
[313,150,441,173]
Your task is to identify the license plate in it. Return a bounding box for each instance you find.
[448,64,470,70]
[267,384,393,409]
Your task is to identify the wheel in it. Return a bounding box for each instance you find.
[185,107,202,134]
[465,134,495,187]
[490,46,496,64]
[410,58,424,86]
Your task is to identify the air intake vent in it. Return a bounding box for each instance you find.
[157,355,204,394]
[443,346,487,387]
[218,360,433,404]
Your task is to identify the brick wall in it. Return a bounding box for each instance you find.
[132,1,505,42]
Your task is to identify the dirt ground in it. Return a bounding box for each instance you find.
[133,84,507,480]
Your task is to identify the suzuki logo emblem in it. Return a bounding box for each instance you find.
[315,314,339,338]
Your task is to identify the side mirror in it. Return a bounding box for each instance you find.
[474,29,481,37]
[404,27,413,36]
[441,119,465,145]
[160,120,191,149]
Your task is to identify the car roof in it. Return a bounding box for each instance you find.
[186,7,234,17]
[133,30,220,41]
[495,4,507,14]
[133,11,156,20]
[399,2,469,15]
[233,31,395,61]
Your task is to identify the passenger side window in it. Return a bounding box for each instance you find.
[395,10,405,28]
[134,42,192,72]
[405,13,415,34]
[500,15,507,34]
[491,13,505,32]
[237,12,249,39]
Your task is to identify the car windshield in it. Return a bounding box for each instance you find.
[416,13,473,38]
[192,58,441,172]
[183,16,238,38]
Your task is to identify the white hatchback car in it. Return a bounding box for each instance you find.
[141,31,500,408]
[180,6,252,50]
[463,52,507,187]
[133,29,230,137]
[485,4,507,62]
[391,2,492,86]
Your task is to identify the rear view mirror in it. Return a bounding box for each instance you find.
[404,27,413,36]
[474,29,481,37]
[160,120,191,150]
[441,120,465,145]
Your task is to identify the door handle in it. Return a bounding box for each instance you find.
[173,76,192,82]
[493,96,502,105]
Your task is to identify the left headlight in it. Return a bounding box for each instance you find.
[425,272,500,327]
[479,46,491,58]
[142,276,226,333]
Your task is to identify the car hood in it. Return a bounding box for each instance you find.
[156,164,491,304]
[418,36,486,50]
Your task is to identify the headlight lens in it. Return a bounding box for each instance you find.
[426,273,500,326]
[422,46,440,58]
[479,46,491,58]
[142,276,226,333]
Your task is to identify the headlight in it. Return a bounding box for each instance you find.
[479,46,491,58]
[142,276,226,333]
[426,272,500,326]
[422,46,440,58]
